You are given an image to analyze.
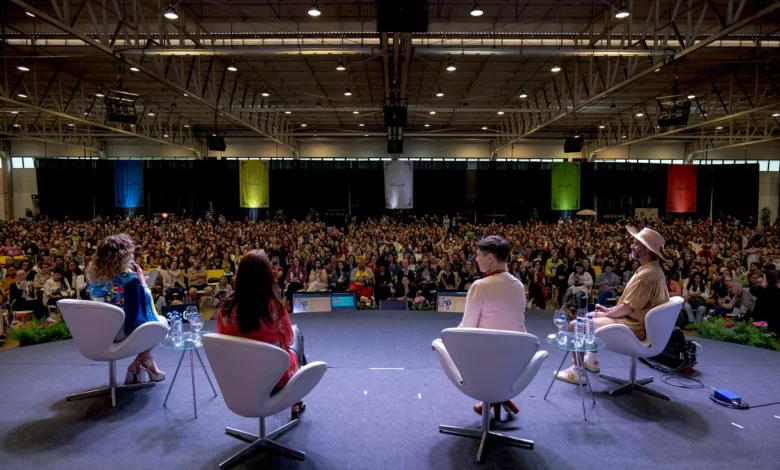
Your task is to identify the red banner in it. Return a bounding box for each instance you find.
[666,164,697,213]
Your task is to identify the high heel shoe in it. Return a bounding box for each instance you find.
[291,401,306,420]
[124,361,147,385]
[140,356,166,382]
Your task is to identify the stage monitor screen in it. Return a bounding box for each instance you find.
[436,292,467,313]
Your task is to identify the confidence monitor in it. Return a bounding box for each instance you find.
[376,0,429,33]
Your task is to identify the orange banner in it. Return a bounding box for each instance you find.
[666,164,697,213]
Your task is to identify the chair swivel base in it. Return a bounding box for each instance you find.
[220,418,304,469]
[599,356,670,401]
[67,383,155,407]
[439,401,533,463]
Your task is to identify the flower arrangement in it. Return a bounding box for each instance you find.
[8,318,72,347]
[412,296,429,311]
[359,296,378,310]
[696,317,779,351]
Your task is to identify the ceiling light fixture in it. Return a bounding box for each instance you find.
[622,135,627,138]
[518,90,528,99]
[301,123,307,127]
[344,87,352,96]
[574,134,580,138]
[446,58,456,72]
[336,56,346,71]
[636,112,644,117]
[227,60,238,72]
[17,92,27,98]
[687,89,696,100]
[12,123,20,127]
[470,0,484,16]
[9,111,19,114]
[184,123,190,128]
[429,111,436,115]
[615,2,630,19]
[497,111,504,115]
[148,111,155,116]
[261,89,270,97]
[183,93,188,97]
[308,0,321,17]
[352,111,360,114]
[164,3,178,19]
[551,62,561,73]
[130,66,140,72]
[654,68,661,73]
[716,124,724,130]
[285,111,292,114]
[359,123,365,127]
[68,123,74,127]
[364,134,369,137]
[25,10,36,17]
[95,88,105,98]
[424,123,430,127]
[772,112,780,117]
[17,62,30,72]
[164,134,169,138]
[481,126,488,130]
[599,123,606,129]
[436,86,444,97]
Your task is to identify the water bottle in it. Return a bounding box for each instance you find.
[556,314,567,346]
[574,317,584,349]
[585,314,595,345]
[172,313,183,347]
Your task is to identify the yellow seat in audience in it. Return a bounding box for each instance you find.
[593,266,602,277]
[207,269,226,284]
[0,256,7,265]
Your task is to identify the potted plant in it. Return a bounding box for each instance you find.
[760,207,772,227]
[412,296,429,311]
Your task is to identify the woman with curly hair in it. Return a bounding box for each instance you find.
[87,234,167,385]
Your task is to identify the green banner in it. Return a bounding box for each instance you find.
[551,162,580,210]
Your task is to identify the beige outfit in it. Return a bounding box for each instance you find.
[615,262,670,340]
[459,272,527,333]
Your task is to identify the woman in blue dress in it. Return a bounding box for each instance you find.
[87,234,167,385]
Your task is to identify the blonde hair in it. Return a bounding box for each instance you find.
[87,234,135,283]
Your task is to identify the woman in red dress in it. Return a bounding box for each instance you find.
[217,250,307,417]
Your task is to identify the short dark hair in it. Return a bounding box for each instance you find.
[602,262,614,269]
[766,270,777,286]
[476,236,510,262]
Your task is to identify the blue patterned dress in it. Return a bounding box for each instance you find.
[89,270,163,342]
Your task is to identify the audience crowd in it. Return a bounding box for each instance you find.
[0,212,777,334]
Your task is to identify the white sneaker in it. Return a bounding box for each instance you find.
[583,352,600,373]
[555,365,587,385]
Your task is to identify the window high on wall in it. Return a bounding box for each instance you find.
[11,157,35,169]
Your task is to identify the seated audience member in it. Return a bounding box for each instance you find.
[213,276,233,303]
[63,261,83,297]
[545,250,563,279]
[164,261,187,304]
[621,260,639,291]
[385,254,401,279]
[682,271,709,323]
[709,271,729,304]
[329,261,350,292]
[44,271,73,307]
[75,268,90,300]
[562,263,592,308]
[751,270,780,335]
[713,279,756,319]
[525,260,547,309]
[0,238,22,257]
[9,270,48,319]
[394,274,415,307]
[373,264,394,301]
[270,256,284,288]
[0,266,16,302]
[557,226,669,385]
[349,257,375,302]
[437,262,459,292]
[217,251,307,417]
[665,269,682,297]
[186,259,213,301]
[306,259,329,292]
[595,262,621,306]
[285,258,307,303]
[458,236,525,419]
[87,234,166,383]
[459,260,480,291]
[398,259,416,284]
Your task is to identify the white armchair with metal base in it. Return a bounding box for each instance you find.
[432,328,548,463]
[202,333,327,469]
[58,299,169,407]
[595,296,684,401]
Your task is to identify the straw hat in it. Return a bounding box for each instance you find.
[626,226,666,261]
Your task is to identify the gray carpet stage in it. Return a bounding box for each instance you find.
[1,310,779,470]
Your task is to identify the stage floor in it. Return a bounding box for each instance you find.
[1,310,779,470]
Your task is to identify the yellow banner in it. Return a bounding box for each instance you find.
[239,160,269,208]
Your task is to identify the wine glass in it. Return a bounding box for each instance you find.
[553,309,567,345]
[576,308,588,319]
[189,311,204,345]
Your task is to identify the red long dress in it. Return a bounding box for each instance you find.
[217,299,298,388]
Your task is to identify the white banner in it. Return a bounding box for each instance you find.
[384,161,413,209]
[635,208,659,219]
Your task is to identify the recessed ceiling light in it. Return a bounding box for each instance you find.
[344,87,352,96]
[336,56,346,71]
[470,0,484,16]
[519,90,528,99]
[25,10,35,17]
[17,62,30,72]
[429,111,436,115]
[308,0,321,17]
[497,111,504,115]
[285,111,292,114]
[301,123,307,127]
[436,86,444,97]
[615,2,630,18]
[446,58,456,72]
[130,66,140,72]
[636,112,644,117]
[17,92,27,98]
[551,62,561,73]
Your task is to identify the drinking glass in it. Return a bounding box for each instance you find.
[189,311,204,345]
[576,308,588,319]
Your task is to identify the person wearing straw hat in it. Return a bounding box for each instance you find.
[556,226,670,385]
[348,256,375,304]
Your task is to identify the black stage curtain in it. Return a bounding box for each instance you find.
[711,164,759,223]
[476,161,552,222]
[413,161,468,217]
[580,162,667,218]
[36,159,115,220]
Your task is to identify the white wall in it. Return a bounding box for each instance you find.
[10,140,91,158]
[106,143,196,158]
[758,172,780,222]
[703,144,780,161]
[595,142,685,160]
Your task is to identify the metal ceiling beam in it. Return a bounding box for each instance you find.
[8,0,298,154]
[491,0,780,155]
[0,130,101,152]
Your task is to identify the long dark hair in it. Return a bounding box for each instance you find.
[220,250,283,334]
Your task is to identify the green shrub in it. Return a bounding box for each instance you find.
[8,319,72,347]
[697,317,780,351]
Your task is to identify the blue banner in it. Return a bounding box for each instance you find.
[114,161,144,208]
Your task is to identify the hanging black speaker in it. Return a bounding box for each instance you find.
[563,136,584,153]
[376,0,429,32]
[206,135,227,151]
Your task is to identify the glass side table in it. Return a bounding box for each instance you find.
[543,333,606,421]
[160,331,218,418]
